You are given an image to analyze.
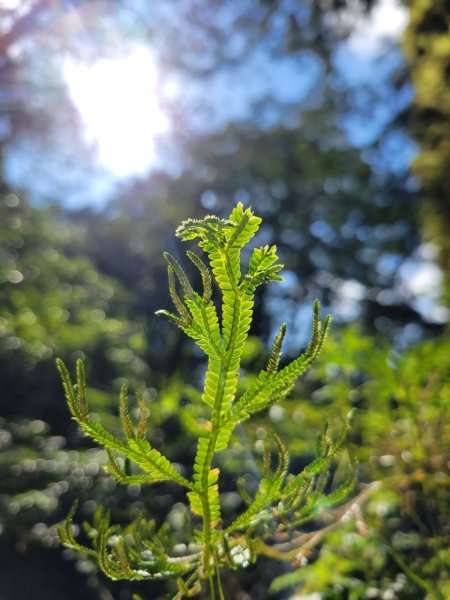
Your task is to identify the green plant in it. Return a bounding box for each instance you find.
[270,329,450,599]
[56,203,355,599]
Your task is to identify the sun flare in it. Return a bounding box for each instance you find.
[64,48,169,177]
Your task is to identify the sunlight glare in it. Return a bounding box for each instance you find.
[348,0,408,57]
[64,48,169,177]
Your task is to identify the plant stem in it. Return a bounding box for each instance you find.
[198,269,242,577]
[209,573,216,600]
[215,565,225,600]
[389,545,443,599]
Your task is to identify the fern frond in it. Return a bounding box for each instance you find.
[262,442,272,479]
[136,389,150,439]
[267,323,287,374]
[183,294,223,358]
[272,432,289,481]
[105,449,126,479]
[176,577,202,598]
[154,308,184,326]
[290,471,356,528]
[167,264,191,324]
[75,359,88,417]
[206,473,221,527]
[186,250,212,303]
[225,483,270,533]
[228,370,288,424]
[164,252,195,299]
[119,384,134,438]
[126,438,192,487]
[57,500,95,557]
[226,435,290,534]
[331,409,355,454]
[57,203,355,599]
[282,456,329,498]
[160,251,224,360]
[318,421,330,456]
[192,436,210,490]
[305,299,322,356]
[227,303,331,426]
[320,469,357,509]
[176,214,229,242]
[61,505,197,582]
[190,435,222,525]
[225,203,261,282]
[58,362,191,488]
[187,490,204,517]
[236,477,253,506]
[304,300,332,359]
[215,422,235,452]
[243,244,284,292]
[56,358,88,421]
[105,450,173,486]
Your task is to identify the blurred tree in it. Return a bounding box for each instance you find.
[71,110,435,357]
[0,184,157,600]
[64,180,200,377]
[171,116,426,336]
[2,0,437,344]
[0,187,149,426]
[0,0,377,157]
[403,0,450,300]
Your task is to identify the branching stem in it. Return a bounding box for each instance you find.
[56,204,349,600]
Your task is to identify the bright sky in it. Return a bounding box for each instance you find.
[348,0,409,57]
[63,47,170,178]
[5,0,411,207]
[334,0,411,155]
[61,1,408,180]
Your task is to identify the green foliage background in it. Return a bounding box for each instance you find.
[0,0,449,599]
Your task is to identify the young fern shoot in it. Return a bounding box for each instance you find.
[57,203,355,599]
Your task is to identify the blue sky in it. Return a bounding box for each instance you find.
[2,0,413,208]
